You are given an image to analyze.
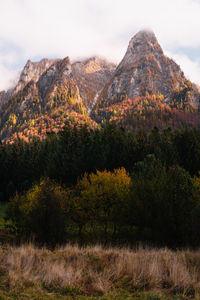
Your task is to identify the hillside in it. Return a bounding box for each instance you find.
[0,57,100,141]
[92,30,200,130]
[0,30,200,141]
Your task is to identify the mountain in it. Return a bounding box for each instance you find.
[0,57,91,141]
[0,55,116,141]
[0,89,13,104]
[0,30,200,141]
[14,58,58,95]
[92,30,200,129]
[0,59,57,105]
[72,56,116,112]
[95,30,199,107]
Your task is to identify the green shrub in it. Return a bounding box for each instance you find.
[7,178,67,245]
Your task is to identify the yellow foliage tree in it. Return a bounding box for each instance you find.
[68,168,131,236]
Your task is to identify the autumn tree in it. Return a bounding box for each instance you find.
[67,168,131,238]
[7,178,67,245]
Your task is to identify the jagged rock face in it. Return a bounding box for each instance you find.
[95,30,199,109]
[1,55,116,112]
[12,57,81,113]
[0,56,95,141]
[72,57,116,112]
[14,58,57,95]
[0,89,14,104]
[38,56,80,104]
[0,30,200,141]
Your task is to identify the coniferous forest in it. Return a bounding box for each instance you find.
[1,124,200,248]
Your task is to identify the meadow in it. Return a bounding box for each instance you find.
[0,243,200,299]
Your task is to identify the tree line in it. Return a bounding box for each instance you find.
[7,162,200,247]
[1,124,200,246]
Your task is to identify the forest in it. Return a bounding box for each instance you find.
[0,124,199,247]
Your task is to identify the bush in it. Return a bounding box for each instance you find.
[7,178,67,245]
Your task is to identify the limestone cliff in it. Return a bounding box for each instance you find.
[94,30,199,111]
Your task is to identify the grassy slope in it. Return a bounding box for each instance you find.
[0,288,183,300]
[0,209,198,299]
[0,244,200,299]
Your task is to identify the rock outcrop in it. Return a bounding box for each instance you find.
[14,58,57,95]
[72,56,116,112]
[94,30,199,111]
[0,55,116,113]
[0,56,97,141]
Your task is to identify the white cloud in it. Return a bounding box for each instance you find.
[0,0,200,89]
[166,51,200,85]
[0,66,20,91]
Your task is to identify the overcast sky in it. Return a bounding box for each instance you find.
[1,0,200,90]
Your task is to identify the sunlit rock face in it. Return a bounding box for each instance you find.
[0,55,116,113]
[94,30,199,109]
[0,56,97,141]
[14,58,57,95]
[72,56,116,112]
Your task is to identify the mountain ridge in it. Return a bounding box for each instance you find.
[94,29,199,107]
[91,30,200,129]
[0,30,200,141]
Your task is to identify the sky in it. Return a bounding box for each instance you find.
[1,0,200,90]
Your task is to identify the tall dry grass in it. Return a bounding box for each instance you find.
[1,244,200,296]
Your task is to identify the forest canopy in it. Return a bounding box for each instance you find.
[1,124,200,247]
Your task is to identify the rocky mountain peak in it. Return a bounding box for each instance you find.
[37,57,73,101]
[85,56,116,71]
[58,56,72,76]
[118,29,163,70]
[132,29,158,44]
[93,29,200,117]
[72,56,116,111]
[0,30,200,141]
[14,58,57,95]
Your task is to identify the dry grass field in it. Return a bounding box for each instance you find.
[0,244,200,299]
